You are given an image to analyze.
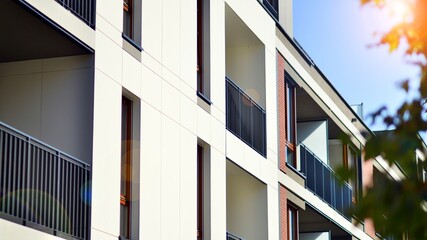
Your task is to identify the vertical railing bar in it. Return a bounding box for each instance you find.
[56,153,61,233]
[39,148,44,226]
[41,150,46,226]
[6,134,13,214]
[60,155,65,233]
[14,137,18,216]
[71,164,76,237]
[0,131,3,213]
[77,165,81,238]
[76,165,81,238]
[61,154,65,233]
[250,100,254,149]
[52,153,57,231]
[30,145,35,224]
[37,147,42,224]
[64,160,69,235]
[25,138,31,223]
[78,167,83,238]
[69,161,73,236]
[0,131,6,213]
[4,133,10,213]
[83,169,88,239]
[47,152,52,228]
[82,170,86,239]
[51,152,55,229]
[32,146,38,224]
[17,139,23,218]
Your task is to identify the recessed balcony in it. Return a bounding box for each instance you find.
[0,53,94,239]
[0,121,91,239]
[225,4,267,156]
[226,161,268,240]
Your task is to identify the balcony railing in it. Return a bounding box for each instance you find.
[226,77,266,157]
[299,144,352,220]
[227,232,245,240]
[55,0,96,27]
[0,121,91,239]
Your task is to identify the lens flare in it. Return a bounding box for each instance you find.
[386,0,413,22]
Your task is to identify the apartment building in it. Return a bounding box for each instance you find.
[0,0,402,239]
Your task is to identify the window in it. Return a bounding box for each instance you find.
[285,74,297,168]
[197,0,210,101]
[197,0,203,94]
[197,145,204,240]
[345,145,360,203]
[120,96,132,239]
[287,205,298,240]
[123,0,142,47]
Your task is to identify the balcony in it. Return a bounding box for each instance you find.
[0,121,91,239]
[55,0,96,27]
[226,77,266,156]
[299,144,352,219]
[226,161,268,240]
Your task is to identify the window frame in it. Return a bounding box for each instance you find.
[123,0,133,38]
[197,0,203,95]
[120,96,133,239]
[344,144,360,203]
[285,74,297,168]
[197,145,204,240]
[287,205,299,240]
[122,0,142,50]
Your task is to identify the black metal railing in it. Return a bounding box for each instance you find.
[55,0,96,27]
[299,144,352,220]
[0,121,91,239]
[226,77,266,157]
[262,0,278,19]
[227,232,245,240]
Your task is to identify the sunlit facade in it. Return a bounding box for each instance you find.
[0,0,399,239]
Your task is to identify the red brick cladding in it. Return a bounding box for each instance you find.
[362,154,376,238]
[279,184,288,240]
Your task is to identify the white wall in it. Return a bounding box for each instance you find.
[0,55,94,162]
[300,231,331,240]
[328,139,343,169]
[279,0,293,37]
[226,45,266,108]
[297,121,328,163]
[226,161,268,240]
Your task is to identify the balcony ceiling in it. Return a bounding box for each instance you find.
[296,87,344,139]
[300,205,351,239]
[0,0,90,63]
[225,4,263,48]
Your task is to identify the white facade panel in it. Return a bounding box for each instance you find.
[140,102,162,240]
[297,120,328,163]
[91,70,122,237]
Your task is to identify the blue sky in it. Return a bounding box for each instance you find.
[293,0,421,130]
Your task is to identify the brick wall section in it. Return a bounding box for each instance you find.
[277,51,287,172]
[279,184,288,240]
[362,156,376,238]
